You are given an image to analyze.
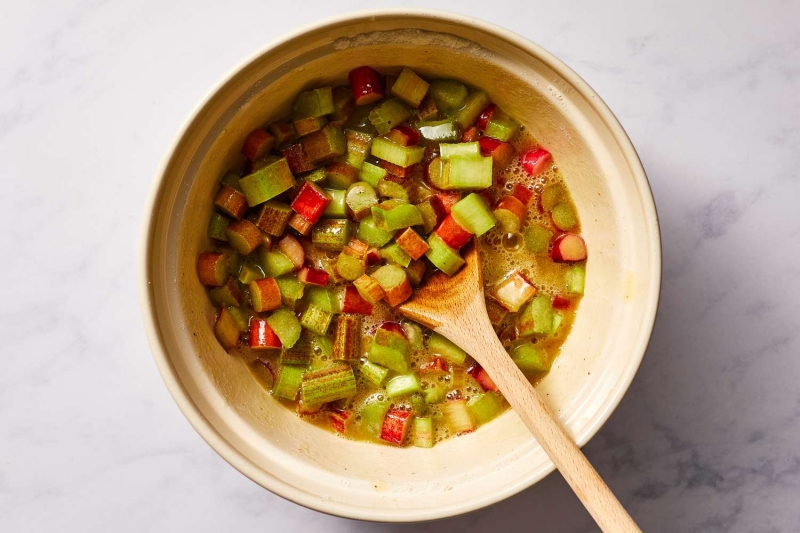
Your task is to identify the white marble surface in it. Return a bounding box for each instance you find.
[2,0,799,531]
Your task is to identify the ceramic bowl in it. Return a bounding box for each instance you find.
[140,9,661,522]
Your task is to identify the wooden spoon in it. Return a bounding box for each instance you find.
[398,240,640,533]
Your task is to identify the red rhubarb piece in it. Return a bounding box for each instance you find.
[551,234,587,262]
[419,357,449,373]
[387,125,421,146]
[379,408,412,445]
[378,322,406,337]
[552,296,571,310]
[468,364,499,392]
[241,128,275,162]
[479,136,516,168]
[511,183,534,207]
[280,142,315,174]
[348,66,385,106]
[297,266,330,287]
[476,104,497,130]
[290,181,331,224]
[328,410,351,433]
[435,214,473,250]
[521,147,553,176]
[249,318,282,350]
[341,285,374,315]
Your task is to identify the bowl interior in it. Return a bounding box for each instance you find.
[143,12,660,522]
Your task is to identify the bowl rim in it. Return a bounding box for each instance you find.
[139,8,662,523]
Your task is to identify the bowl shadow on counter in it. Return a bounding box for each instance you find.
[352,165,769,532]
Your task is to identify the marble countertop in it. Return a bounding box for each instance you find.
[2,0,799,531]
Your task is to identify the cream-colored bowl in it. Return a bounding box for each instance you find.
[140,10,660,522]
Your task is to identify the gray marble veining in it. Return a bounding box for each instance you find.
[1,0,799,531]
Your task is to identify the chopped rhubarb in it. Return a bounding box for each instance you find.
[224,219,262,255]
[435,191,462,214]
[297,400,322,416]
[379,408,412,445]
[342,285,374,315]
[197,252,229,286]
[366,247,382,265]
[461,126,478,143]
[493,195,527,233]
[329,410,351,433]
[214,306,240,350]
[493,270,537,312]
[551,234,587,262]
[379,321,406,338]
[277,234,305,269]
[353,274,384,304]
[287,213,313,235]
[348,66,384,106]
[521,147,553,176]
[290,181,331,224]
[249,318,282,350]
[379,159,413,178]
[253,201,292,236]
[241,128,275,162]
[297,266,329,286]
[280,142,315,174]
[214,185,248,220]
[468,364,499,392]
[552,296,571,310]
[293,115,327,137]
[405,259,426,287]
[419,357,449,373]
[268,121,296,146]
[239,158,296,206]
[476,104,497,130]
[325,161,360,190]
[435,214,473,250]
[394,227,429,260]
[302,124,347,164]
[512,183,534,207]
[387,125,421,146]
[333,315,362,360]
[371,265,412,307]
[249,277,282,312]
[479,136,516,169]
[415,195,446,234]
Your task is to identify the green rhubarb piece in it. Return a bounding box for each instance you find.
[484,113,520,142]
[405,260,426,287]
[467,393,503,425]
[386,373,421,398]
[360,361,389,386]
[511,342,548,373]
[325,162,359,190]
[266,308,302,348]
[359,162,387,188]
[268,121,296,146]
[566,265,586,295]
[402,322,424,351]
[335,253,366,281]
[415,198,442,234]
[428,332,466,365]
[305,286,338,313]
[209,279,240,308]
[524,224,554,255]
[260,250,294,278]
[551,311,564,335]
[237,263,265,284]
[293,116,327,137]
[371,137,425,168]
[275,276,305,307]
[439,142,480,160]
[417,120,461,142]
[541,183,566,212]
[333,315,361,360]
[423,384,447,404]
[311,219,351,252]
[313,333,334,357]
[239,158,296,206]
[551,202,578,230]
[281,331,313,365]
[517,294,554,337]
[304,168,327,185]
[429,79,468,112]
[342,129,373,169]
[300,363,357,404]
[368,327,410,372]
[360,400,391,436]
[207,212,230,241]
[453,90,491,128]
[273,364,305,400]
[412,416,434,448]
[371,202,423,232]
[330,86,354,123]
[223,249,241,278]
[368,98,412,135]
[300,304,333,335]
[380,242,412,268]
[371,264,409,293]
[442,156,493,190]
[451,193,497,237]
[221,171,243,191]
[390,67,429,107]
[345,182,378,220]
[322,189,347,218]
[377,179,409,201]
[227,306,254,332]
[356,216,393,247]
[293,86,334,118]
[410,394,428,415]
[302,124,347,163]
[425,233,465,276]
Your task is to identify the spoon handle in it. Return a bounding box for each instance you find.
[460,330,641,532]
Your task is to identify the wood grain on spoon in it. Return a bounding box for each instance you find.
[398,240,641,533]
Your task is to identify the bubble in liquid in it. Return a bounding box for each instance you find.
[502,232,523,252]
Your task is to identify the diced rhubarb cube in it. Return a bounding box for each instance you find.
[387,125,421,146]
[435,214,473,250]
[551,234,587,262]
[493,270,537,312]
[493,195,528,233]
[344,238,369,260]
[379,408,412,445]
[415,195,446,234]
[253,201,292,236]
[342,285,374,315]
[214,306,240,350]
[366,247,382,265]
[353,274,384,304]
[405,259,426,287]
[197,252,229,286]
[419,357,449,373]
[249,278,282,312]
[277,234,305,269]
[269,121,296,146]
[394,228,429,260]
[302,124,347,164]
[371,265,412,307]
[380,159,413,179]
[280,142,315,174]
[329,410,351,433]
[379,322,406,337]
[476,104,497,130]
[214,185,249,220]
[297,400,322,416]
[291,181,331,224]
[552,296,571,310]
[461,126,478,143]
[479,137,516,169]
[435,191,462,214]
[468,364,499,392]
[512,183,534,207]
[521,147,553,176]
[241,128,275,162]
[288,213,313,235]
[249,318,282,350]
[325,161,359,189]
[225,219,263,255]
[348,66,385,106]
[298,266,330,287]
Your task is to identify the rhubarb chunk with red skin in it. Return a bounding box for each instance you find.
[208,276,242,307]
[329,410,351,433]
[348,66,384,106]
[302,124,347,164]
[476,104,497,130]
[512,184,534,207]
[371,264,412,307]
[521,147,553,176]
[552,296,572,310]
[493,270,537,312]
[225,219,262,255]
[342,285,374,315]
[287,213,312,235]
[249,318,282,350]
[249,277,282,312]
[241,128,275,162]
[214,306,240,350]
[277,234,305,269]
[325,161,359,190]
[461,126,478,143]
[405,259,426,287]
[291,181,331,224]
[297,266,329,287]
[493,195,527,233]
[353,274,384,304]
[214,185,249,220]
[394,228,429,260]
[333,314,362,360]
[293,115,327,137]
[280,142,316,174]
[435,190,462,214]
[380,408,412,445]
[253,201,292,236]
[435,213,473,250]
[479,137,516,169]
[551,234,587,262]
[415,195,446,234]
[468,364,499,392]
[269,121,296,146]
[419,357,449,373]
[386,125,421,146]
[197,252,229,286]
